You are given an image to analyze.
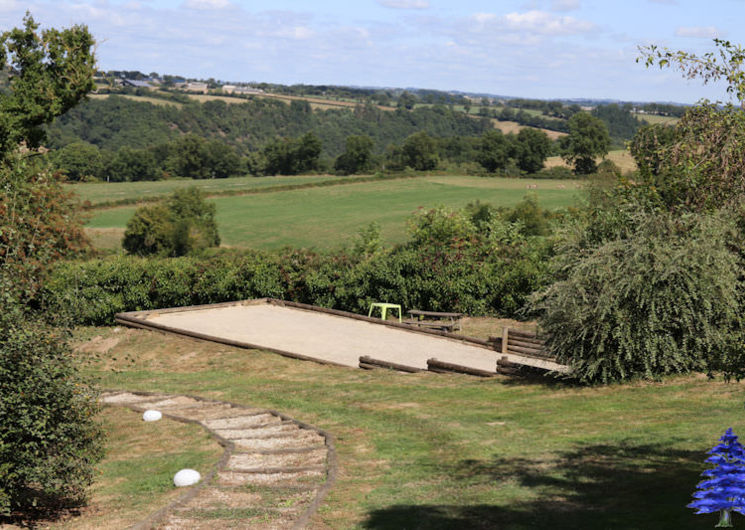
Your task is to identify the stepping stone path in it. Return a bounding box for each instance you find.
[101,391,336,529]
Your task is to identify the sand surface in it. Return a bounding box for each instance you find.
[145,303,564,372]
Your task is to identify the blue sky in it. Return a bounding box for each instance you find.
[2,0,743,103]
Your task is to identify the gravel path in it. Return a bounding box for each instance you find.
[140,303,564,373]
[102,391,336,529]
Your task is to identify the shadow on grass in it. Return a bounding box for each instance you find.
[362,441,721,529]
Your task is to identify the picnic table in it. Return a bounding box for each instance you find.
[404,310,464,332]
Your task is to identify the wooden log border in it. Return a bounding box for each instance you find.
[427,358,496,378]
[359,356,426,373]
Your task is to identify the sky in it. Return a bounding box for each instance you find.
[1,0,744,103]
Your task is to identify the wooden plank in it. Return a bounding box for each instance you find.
[358,356,425,373]
[507,346,554,359]
[426,358,496,378]
[507,341,547,355]
[407,310,464,318]
[508,336,545,348]
[509,328,539,340]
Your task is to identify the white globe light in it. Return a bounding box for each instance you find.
[142,410,162,422]
[174,469,201,487]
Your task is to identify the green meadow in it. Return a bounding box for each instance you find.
[86,175,582,250]
[67,173,346,206]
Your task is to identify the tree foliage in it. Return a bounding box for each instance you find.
[532,212,744,384]
[0,12,96,160]
[123,187,220,256]
[0,288,104,517]
[559,111,610,174]
[334,135,374,175]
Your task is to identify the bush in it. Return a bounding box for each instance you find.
[122,187,220,256]
[532,212,743,383]
[0,288,104,515]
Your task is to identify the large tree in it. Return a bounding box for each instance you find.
[0,13,103,519]
[559,111,610,174]
[0,12,96,161]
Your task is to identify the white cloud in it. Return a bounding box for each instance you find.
[551,0,580,11]
[376,0,430,9]
[675,26,722,39]
[182,0,232,10]
[499,10,596,35]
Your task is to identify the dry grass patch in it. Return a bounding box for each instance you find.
[545,149,637,173]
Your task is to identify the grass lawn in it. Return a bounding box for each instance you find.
[68,174,347,207]
[86,175,581,250]
[73,323,745,529]
[3,405,222,529]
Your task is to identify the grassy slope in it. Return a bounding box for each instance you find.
[86,176,581,250]
[78,324,741,530]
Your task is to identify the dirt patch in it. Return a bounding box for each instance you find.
[76,335,121,353]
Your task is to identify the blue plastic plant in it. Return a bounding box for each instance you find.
[689,428,745,527]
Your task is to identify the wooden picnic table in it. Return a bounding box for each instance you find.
[405,309,464,332]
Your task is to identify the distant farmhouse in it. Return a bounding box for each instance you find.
[221,84,265,95]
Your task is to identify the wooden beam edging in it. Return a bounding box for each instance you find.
[102,389,337,530]
[359,356,426,373]
[426,358,497,378]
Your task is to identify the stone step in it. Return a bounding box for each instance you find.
[217,467,325,487]
[203,413,282,430]
[214,423,301,440]
[101,392,169,405]
[232,430,326,451]
[135,395,202,409]
[227,448,327,471]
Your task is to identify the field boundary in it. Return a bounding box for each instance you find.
[81,172,427,211]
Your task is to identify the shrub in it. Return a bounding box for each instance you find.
[0,287,104,515]
[532,212,743,383]
[122,187,220,256]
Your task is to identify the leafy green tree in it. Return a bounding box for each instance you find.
[532,212,743,383]
[636,40,745,210]
[0,13,96,161]
[0,14,103,518]
[397,91,416,110]
[334,135,375,175]
[477,130,510,173]
[628,123,677,178]
[108,146,159,181]
[262,133,322,175]
[0,289,104,516]
[50,141,104,181]
[514,128,552,173]
[400,131,438,171]
[122,187,220,256]
[638,38,745,107]
[559,111,610,174]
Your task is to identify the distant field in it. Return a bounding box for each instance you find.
[632,112,680,125]
[545,149,637,173]
[67,174,346,206]
[87,176,582,250]
[89,93,182,108]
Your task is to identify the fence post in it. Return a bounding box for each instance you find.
[501,326,509,355]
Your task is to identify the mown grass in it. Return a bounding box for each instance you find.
[85,175,581,250]
[67,174,346,206]
[75,324,745,529]
[5,406,222,529]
